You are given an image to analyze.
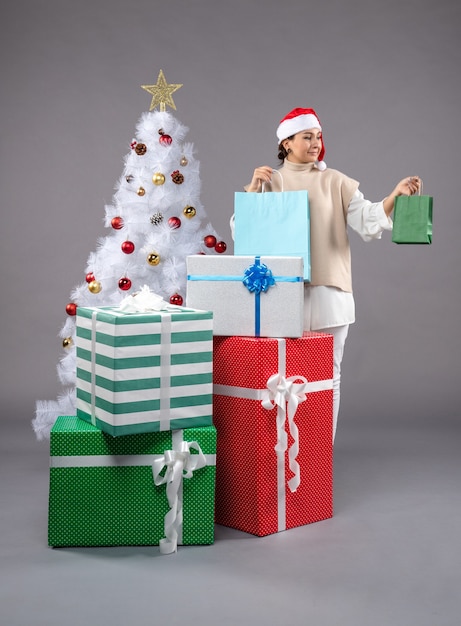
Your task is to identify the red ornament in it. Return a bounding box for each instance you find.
[130,139,137,150]
[66,302,77,316]
[169,293,183,306]
[215,241,227,254]
[121,240,135,254]
[168,216,181,229]
[111,216,124,230]
[118,277,132,291]
[171,170,184,184]
[85,272,95,283]
[204,235,217,248]
[159,134,173,146]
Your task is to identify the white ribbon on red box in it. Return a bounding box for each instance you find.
[213,337,333,532]
[261,371,307,494]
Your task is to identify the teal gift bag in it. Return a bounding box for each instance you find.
[392,185,433,244]
[234,177,311,280]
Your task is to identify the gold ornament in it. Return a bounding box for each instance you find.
[152,172,165,185]
[88,280,102,294]
[183,205,196,218]
[137,186,146,196]
[180,156,188,166]
[147,252,161,266]
[141,69,183,112]
[62,337,73,348]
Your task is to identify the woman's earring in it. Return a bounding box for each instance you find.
[287,148,292,154]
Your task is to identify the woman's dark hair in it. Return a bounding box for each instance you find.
[277,136,293,163]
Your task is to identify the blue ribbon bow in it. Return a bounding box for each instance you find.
[242,260,276,294]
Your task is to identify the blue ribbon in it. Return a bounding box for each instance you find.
[242,258,274,336]
[187,275,301,283]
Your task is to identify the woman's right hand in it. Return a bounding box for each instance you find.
[246,166,274,192]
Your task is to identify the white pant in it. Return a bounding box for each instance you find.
[316,324,349,441]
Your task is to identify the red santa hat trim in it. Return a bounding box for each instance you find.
[276,107,326,170]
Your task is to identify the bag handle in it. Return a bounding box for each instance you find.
[409,176,423,196]
[262,169,284,193]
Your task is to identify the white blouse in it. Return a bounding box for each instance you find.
[304,189,392,330]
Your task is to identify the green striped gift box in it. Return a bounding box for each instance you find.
[76,305,213,436]
[48,416,216,548]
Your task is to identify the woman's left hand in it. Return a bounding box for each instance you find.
[383,176,422,216]
[393,176,422,197]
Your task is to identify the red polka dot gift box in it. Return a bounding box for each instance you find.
[213,333,333,537]
[48,416,216,552]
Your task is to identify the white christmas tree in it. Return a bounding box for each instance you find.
[33,70,227,440]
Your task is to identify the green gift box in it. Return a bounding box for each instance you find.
[76,305,213,436]
[392,194,433,244]
[48,416,216,551]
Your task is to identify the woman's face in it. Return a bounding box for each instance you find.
[283,128,322,164]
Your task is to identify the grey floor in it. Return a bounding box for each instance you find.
[1,413,460,626]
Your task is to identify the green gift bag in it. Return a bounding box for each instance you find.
[392,188,433,244]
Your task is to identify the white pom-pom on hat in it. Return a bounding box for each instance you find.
[277,107,327,170]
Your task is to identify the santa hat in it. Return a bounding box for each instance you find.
[276,107,326,170]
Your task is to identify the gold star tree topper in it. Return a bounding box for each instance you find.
[141,70,183,112]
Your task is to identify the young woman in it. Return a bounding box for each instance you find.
[233,107,421,440]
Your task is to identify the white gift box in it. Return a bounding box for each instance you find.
[186,255,304,338]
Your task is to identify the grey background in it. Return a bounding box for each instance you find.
[1,1,460,624]
[2,0,459,427]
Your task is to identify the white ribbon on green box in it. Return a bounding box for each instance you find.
[152,430,208,554]
[88,308,173,431]
[76,300,213,436]
[213,338,333,532]
[50,426,216,554]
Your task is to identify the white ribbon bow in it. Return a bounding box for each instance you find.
[119,284,169,313]
[152,441,207,554]
[261,373,308,493]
